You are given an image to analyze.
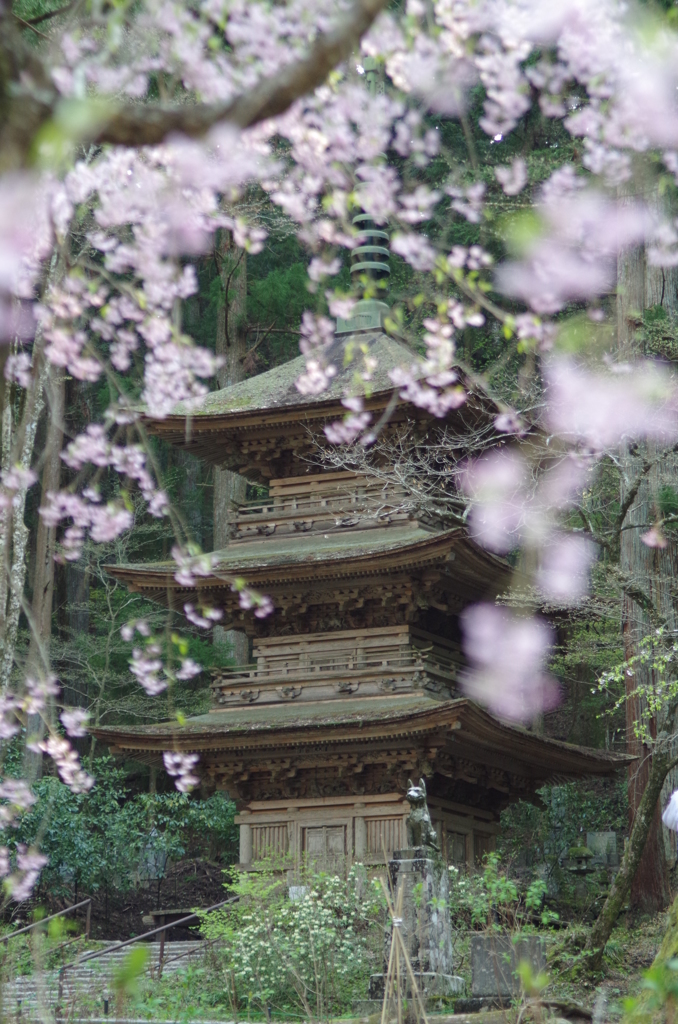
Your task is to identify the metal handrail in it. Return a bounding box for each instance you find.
[2,898,91,943]
[60,895,238,973]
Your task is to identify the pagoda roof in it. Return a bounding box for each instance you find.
[177,331,417,418]
[120,521,447,573]
[141,328,502,482]
[92,695,629,786]
[107,523,508,605]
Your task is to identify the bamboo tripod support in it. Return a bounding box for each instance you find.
[379,877,429,1024]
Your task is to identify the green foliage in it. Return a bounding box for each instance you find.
[640,305,678,362]
[114,946,150,997]
[498,782,628,872]
[448,853,558,930]
[200,861,385,1018]
[248,263,312,367]
[623,957,678,1018]
[11,758,237,898]
[596,627,678,743]
[515,958,550,998]
[658,484,678,524]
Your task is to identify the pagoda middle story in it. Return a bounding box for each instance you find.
[94,312,627,873]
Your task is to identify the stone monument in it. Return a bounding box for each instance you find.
[369,780,464,1002]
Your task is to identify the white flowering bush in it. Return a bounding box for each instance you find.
[202,862,385,1018]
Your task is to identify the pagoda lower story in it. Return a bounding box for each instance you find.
[93,325,627,873]
[97,623,625,874]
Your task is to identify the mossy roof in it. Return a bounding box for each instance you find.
[92,696,630,780]
[99,693,440,738]
[173,331,418,417]
[113,522,450,578]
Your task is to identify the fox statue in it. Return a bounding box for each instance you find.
[405,778,440,852]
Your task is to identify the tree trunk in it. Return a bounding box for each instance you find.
[617,196,678,915]
[24,368,65,777]
[213,231,249,665]
[27,368,64,667]
[0,254,58,692]
[0,358,48,691]
[585,747,678,969]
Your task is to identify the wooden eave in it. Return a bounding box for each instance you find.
[143,376,499,469]
[92,697,630,786]
[145,390,401,448]
[105,529,508,603]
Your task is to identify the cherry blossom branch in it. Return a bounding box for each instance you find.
[91,0,389,146]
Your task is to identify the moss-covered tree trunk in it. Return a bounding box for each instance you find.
[586,746,678,969]
[213,230,249,665]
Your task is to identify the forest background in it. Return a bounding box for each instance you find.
[2,0,678,976]
[0,67,632,936]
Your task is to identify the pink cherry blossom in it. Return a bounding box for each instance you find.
[308,256,341,281]
[8,847,49,902]
[4,353,33,388]
[163,751,200,793]
[495,158,528,195]
[184,603,222,628]
[641,526,669,549]
[0,780,37,825]
[545,356,678,449]
[461,604,560,723]
[460,448,530,553]
[537,533,596,603]
[391,232,437,271]
[37,737,93,793]
[176,658,202,680]
[60,708,90,737]
[130,646,167,695]
[23,674,60,715]
[172,546,217,587]
[494,411,525,435]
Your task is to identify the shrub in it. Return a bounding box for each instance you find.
[201,861,385,1019]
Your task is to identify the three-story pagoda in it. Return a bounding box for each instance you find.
[93,238,625,873]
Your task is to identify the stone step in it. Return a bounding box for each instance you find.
[4,941,205,1011]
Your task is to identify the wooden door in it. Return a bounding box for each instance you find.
[303,825,346,873]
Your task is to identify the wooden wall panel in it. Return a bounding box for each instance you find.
[252,823,289,860]
[367,817,403,856]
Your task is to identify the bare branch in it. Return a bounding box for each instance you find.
[21,1,76,24]
[611,566,670,631]
[617,456,652,534]
[575,507,612,553]
[11,14,49,38]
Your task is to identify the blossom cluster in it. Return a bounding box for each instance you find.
[163,751,200,793]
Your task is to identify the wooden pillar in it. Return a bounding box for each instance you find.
[465,833,474,871]
[240,823,253,866]
[355,815,367,859]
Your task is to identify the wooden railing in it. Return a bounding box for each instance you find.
[211,647,459,688]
